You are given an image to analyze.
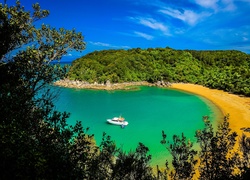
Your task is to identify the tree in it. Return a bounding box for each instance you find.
[0,1,86,179]
[195,115,238,180]
[161,131,198,179]
[238,133,250,179]
[0,1,85,124]
[86,132,118,179]
[112,142,155,180]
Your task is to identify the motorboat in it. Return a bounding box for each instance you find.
[107,116,128,126]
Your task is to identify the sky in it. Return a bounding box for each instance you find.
[3,0,250,61]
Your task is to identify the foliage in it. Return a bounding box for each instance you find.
[158,115,250,180]
[195,115,239,180]
[85,132,117,179]
[161,131,198,179]
[68,48,201,84]
[112,142,155,180]
[75,132,156,180]
[0,1,157,179]
[68,48,250,96]
[0,1,87,179]
[238,133,250,179]
[2,1,250,179]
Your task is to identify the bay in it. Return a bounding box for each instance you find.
[53,85,221,167]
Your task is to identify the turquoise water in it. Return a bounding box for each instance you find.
[53,86,221,167]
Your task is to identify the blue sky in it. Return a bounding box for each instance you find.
[3,0,250,60]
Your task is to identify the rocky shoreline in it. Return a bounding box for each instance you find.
[54,79,171,90]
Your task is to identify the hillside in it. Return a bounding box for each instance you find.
[67,47,250,96]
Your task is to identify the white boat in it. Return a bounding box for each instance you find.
[107,116,129,126]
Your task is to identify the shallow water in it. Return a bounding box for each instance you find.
[53,86,221,167]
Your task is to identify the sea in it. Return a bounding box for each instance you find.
[52,60,222,168]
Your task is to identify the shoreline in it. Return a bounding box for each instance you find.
[171,83,250,136]
[54,79,170,90]
[54,80,250,135]
[54,80,250,173]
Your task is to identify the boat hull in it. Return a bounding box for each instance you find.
[107,119,129,126]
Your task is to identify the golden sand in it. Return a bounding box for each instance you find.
[171,83,250,136]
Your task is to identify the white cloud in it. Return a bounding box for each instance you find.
[243,37,248,41]
[89,41,112,47]
[134,31,154,40]
[237,0,250,2]
[194,0,236,11]
[159,8,210,26]
[139,17,167,31]
[195,0,219,9]
[221,0,236,11]
[129,16,168,32]
[89,41,130,49]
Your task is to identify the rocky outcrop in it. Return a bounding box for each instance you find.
[156,80,172,87]
[54,79,171,90]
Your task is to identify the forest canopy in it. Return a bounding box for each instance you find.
[68,48,250,96]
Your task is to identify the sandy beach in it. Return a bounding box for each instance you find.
[171,83,250,136]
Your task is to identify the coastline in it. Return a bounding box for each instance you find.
[54,79,169,90]
[54,79,151,90]
[54,79,250,135]
[171,83,250,136]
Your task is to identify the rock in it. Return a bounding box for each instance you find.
[156,81,161,86]
[106,80,111,87]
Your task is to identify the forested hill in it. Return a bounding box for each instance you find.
[67,47,250,96]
